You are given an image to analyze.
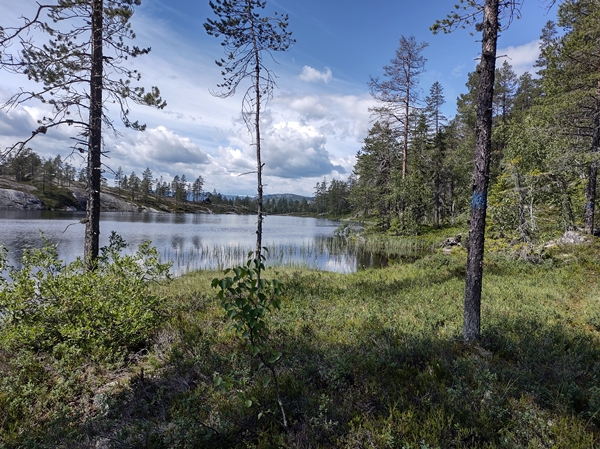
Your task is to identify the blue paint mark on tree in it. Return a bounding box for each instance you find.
[471,193,487,209]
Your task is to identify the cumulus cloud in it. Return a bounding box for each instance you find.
[112,126,210,166]
[285,95,330,119]
[262,121,344,178]
[498,40,541,76]
[298,66,333,83]
[273,93,373,142]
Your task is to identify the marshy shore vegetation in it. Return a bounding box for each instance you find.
[2,230,600,448]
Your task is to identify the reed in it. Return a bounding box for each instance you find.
[160,235,436,275]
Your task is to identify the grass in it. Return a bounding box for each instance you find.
[2,238,600,447]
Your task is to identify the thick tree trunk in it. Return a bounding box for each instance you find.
[463,0,499,343]
[85,0,103,270]
[585,96,600,235]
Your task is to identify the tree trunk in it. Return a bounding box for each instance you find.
[85,0,103,270]
[585,94,600,235]
[251,14,263,271]
[463,0,499,343]
[403,82,409,179]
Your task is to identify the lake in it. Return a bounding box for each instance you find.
[0,211,362,274]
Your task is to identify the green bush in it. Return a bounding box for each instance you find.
[0,232,171,361]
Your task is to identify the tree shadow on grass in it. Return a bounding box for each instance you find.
[65,311,600,449]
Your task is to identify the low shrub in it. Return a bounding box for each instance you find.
[0,232,171,361]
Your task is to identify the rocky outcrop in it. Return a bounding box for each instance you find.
[69,186,159,212]
[0,188,43,210]
[0,185,157,212]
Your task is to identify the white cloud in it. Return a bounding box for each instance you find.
[273,93,373,142]
[0,4,369,197]
[262,121,343,178]
[112,126,210,166]
[498,40,541,76]
[298,66,333,83]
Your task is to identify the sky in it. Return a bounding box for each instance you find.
[0,0,558,197]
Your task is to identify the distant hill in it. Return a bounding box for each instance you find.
[264,193,312,202]
[222,193,313,202]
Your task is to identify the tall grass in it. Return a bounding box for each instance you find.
[163,235,437,275]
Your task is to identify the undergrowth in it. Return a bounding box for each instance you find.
[1,237,600,448]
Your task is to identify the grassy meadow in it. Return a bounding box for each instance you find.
[2,233,600,447]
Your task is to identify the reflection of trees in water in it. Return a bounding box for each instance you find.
[153,214,170,224]
[356,251,389,270]
[192,235,201,250]
[172,214,186,224]
[171,236,184,252]
[192,214,205,225]
[315,236,429,271]
[137,213,154,224]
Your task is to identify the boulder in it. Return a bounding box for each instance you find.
[545,230,590,248]
[442,234,462,247]
[557,230,588,245]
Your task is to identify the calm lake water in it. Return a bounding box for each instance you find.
[0,211,362,274]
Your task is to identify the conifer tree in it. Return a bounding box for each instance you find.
[433,0,522,342]
[369,36,428,179]
[1,0,166,269]
[542,0,600,234]
[205,0,294,266]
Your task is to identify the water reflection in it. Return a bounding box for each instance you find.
[0,211,428,275]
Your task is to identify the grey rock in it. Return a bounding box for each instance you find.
[546,230,590,248]
[0,188,43,210]
[69,186,157,212]
[557,230,588,245]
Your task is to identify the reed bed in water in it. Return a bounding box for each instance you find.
[161,235,436,275]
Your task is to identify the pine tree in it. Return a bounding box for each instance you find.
[141,167,153,204]
[542,0,600,234]
[205,0,294,267]
[1,0,166,269]
[349,123,400,230]
[192,175,205,202]
[114,166,124,194]
[433,0,521,342]
[425,81,447,135]
[369,36,428,179]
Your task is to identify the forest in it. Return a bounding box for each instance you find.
[2,0,600,447]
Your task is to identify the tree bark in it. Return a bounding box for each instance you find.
[250,4,263,270]
[584,92,600,235]
[463,0,499,343]
[85,0,103,270]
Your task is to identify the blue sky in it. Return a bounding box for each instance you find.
[0,0,558,196]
